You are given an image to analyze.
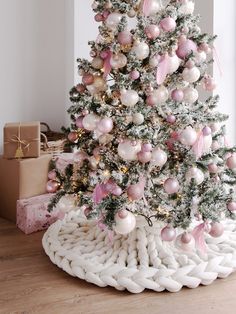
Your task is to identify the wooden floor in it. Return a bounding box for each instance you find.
[1,219,236,314]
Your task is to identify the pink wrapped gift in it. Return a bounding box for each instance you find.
[17,193,65,234]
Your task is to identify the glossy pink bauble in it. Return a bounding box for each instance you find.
[94,13,104,22]
[209,222,224,238]
[102,10,110,19]
[171,89,184,102]
[97,117,113,134]
[130,70,140,80]
[100,50,109,59]
[176,39,197,59]
[84,207,92,217]
[68,132,78,142]
[145,24,160,39]
[164,178,180,194]
[202,126,212,136]
[127,184,144,201]
[46,180,59,193]
[181,232,192,244]
[208,163,218,174]
[160,17,176,32]
[112,187,123,196]
[118,30,133,45]
[142,143,152,152]
[185,60,195,69]
[227,201,236,212]
[76,84,86,93]
[82,73,94,85]
[203,76,217,91]
[146,95,156,106]
[75,116,84,129]
[166,115,176,124]
[161,226,176,242]
[118,209,128,219]
[137,151,152,164]
[48,170,57,180]
[226,154,236,169]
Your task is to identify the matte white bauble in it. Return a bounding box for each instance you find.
[179,1,195,15]
[133,113,144,125]
[118,140,142,161]
[110,53,127,69]
[186,167,204,185]
[120,89,139,107]
[140,0,161,16]
[182,66,201,83]
[168,54,181,74]
[203,134,212,153]
[113,210,136,235]
[82,113,100,131]
[184,87,199,104]
[105,13,123,30]
[151,148,168,167]
[132,42,150,60]
[57,195,76,213]
[149,56,159,68]
[179,127,198,146]
[152,86,169,104]
[194,51,207,65]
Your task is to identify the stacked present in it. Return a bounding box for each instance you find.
[0,121,72,234]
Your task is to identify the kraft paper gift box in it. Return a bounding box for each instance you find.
[0,154,52,222]
[3,121,40,159]
[16,194,65,234]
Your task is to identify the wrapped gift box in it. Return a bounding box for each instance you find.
[4,121,40,159]
[17,194,65,234]
[0,154,52,222]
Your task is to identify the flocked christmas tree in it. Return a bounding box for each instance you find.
[48,0,236,250]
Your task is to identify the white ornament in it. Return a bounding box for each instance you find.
[118,140,142,161]
[151,148,168,167]
[203,134,212,153]
[132,42,150,60]
[152,86,169,104]
[183,67,201,83]
[105,13,122,30]
[179,127,198,146]
[120,89,139,107]
[133,113,144,125]
[140,0,161,16]
[186,167,204,185]
[110,53,127,69]
[168,54,181,74]
[149,56,159,68]
[179,1,195,15]
[113,211,136,235]
[82,114,100,131]
[194,51,207,65]
[184,87,199,104]
[57,195,76,213]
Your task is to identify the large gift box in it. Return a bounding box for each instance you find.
[4,121,40,159]
[17,194,64,234]
[0,154,51,222]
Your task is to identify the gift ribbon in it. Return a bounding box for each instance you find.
[4,123,39,158]
[192,222,208,254]
[156,54,169,85]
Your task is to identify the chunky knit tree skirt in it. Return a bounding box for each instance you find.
[42,211,236,293]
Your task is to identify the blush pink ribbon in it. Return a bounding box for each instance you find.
[142,0,152,16]
[192,222,208,254]
[103,50,112,78]
[156,54,169,85]
[192,131,204,159]
[92,180,120,204]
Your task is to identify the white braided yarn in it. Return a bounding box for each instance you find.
[42,210,236,294]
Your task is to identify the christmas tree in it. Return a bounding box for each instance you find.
[49,0,236,249]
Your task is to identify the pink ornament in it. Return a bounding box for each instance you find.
[75,116,84,129]
[100,50,109,59]
[118,209,128,219]
[146,95,156,106]
[145,24,160,39]
[127,178,146,201]
[48,170,57,180]
[118,30,133,45]
[176,39,197,59]
[46,180,59,193]
[93,147,100,158]
[209,222,224,238]
[185,60,195,69]
[142,143,152,152]
[161,226,176,242]
[171,89,184,102]
[94,13,104,22]
[227,201,236,212]
[166,115,176,124]
[181,232,192,244]
[137,151,152,164]
[97,117,113,134]
[208,163,218,174]
[82,73,94,85]
[202,126,212,136]
[130,70,140,80]
[226,154,236,169]
[84,207,92,217]
[102,10,110,19]
[203,76,217,91]
[76,84,86,93]
[68,132,78,142]
[160,17,176,32]
[74,151,87,164]
[151,148,168,167]
[164,178,180,194]
[199,43,209,53]
[113,187,123,196]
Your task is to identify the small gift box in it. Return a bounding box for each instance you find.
[4,121,40,159]
[0,154,52,222]
[16,194,65,234]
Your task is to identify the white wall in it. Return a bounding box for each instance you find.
[0,0,67,153]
